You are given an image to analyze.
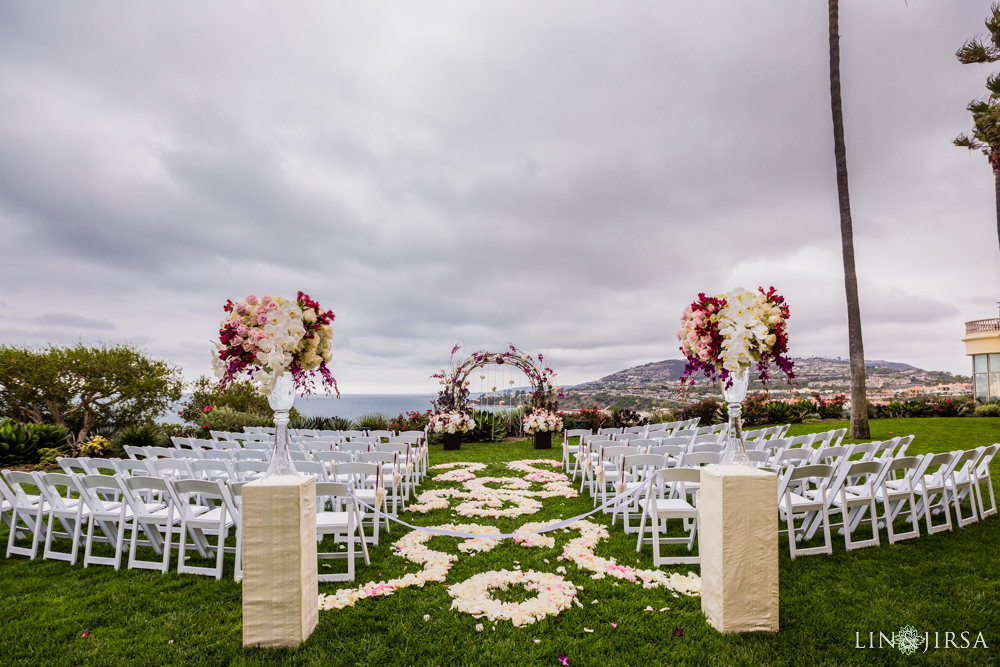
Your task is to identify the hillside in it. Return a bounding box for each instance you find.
[557,357,966,410]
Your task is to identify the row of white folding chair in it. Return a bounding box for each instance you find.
[2,469,232,576]
[3,467,379,582]
[777,446,993,558]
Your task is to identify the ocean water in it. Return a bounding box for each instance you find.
[295,394,437,420]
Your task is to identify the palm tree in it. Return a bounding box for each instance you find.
[828,0,870,439]
[955,2,1000,261]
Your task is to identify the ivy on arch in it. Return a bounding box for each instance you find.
[431,344,559,414]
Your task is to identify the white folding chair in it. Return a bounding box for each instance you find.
[636,468,700,566]
[144,446,175,459]
[123,446,148,461]
[57,457,89,476]
[233,449,267,462]
[562,429,591,473]
[316,481,370,581]
[224,482,245,581]
[612,453,666,532]
[878,456,922,544]
[146,458,195,480]
[777,463,836,559]
[3,470,47,559]
[832,461,883,551]
[234,460,269,482]
[35,472,88,565]
[333,462,390,545]
[169,478,234,580]
[190,459,238,484]
[973,443,999,518]
[112,459,151,477]
[913,452,957,535]
[946,448,984,528]
[769,448,813,472]
[74,473,133,569]
[121,475,175,573]
[589,445,632,506]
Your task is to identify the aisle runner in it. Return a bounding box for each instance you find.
[318,459,701,625]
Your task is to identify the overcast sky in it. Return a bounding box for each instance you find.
[0,1,996,393]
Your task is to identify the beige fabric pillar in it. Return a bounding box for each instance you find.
[242,474,318,648]
[700,464,779,633]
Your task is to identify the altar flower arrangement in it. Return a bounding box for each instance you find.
[212,291,339,396]
[677,286,794,387]
[428,410,476,434]
[522,409,562,435]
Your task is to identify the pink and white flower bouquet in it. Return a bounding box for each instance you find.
[522,409,562,435]
[212,291,339,396]
[428,410,476,434]
[678,286,794,387]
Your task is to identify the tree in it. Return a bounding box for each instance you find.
[828,0,871,438]
[955,2,1000,261]
[0,343,183,444]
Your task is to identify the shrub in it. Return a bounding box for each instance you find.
[902,400,932,418]
[975,403,1000,417]
[766,401,802,425]
[487,407,525,437]
[741,394,771,427]
[37,448,61,465]
[196,406,274,435]
[352,413,389,431]
[645,408,675,424]
[468,409,507,442]
[161,423,203,439]
[929,397,973,417]
[569,406,613,432]
[388,410,432,433]
[327,416,354,431]
[678,398,722,425]
[613,408,648,429]
[813,393,847,420]
[0,419,41,465]
[32,424,71,451]
[78,435,112,457]
[111,424,169,455]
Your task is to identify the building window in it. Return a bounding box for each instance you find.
[973,353,1000,402]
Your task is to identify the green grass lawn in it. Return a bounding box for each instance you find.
[2,418,999,666]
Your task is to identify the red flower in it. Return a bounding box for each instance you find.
[203,406,214,413]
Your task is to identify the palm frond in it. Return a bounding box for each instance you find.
[955,132,986,151]
[957,37,1000,64]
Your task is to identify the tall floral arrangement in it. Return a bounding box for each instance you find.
[522,408,562,435]
[429,411,476,434]
[677,286,794,387]
[212,291,339,396]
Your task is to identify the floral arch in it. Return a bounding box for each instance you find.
[431,344,559,414]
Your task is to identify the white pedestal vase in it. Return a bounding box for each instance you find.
[719,368,752,467]
[264,372,298,478]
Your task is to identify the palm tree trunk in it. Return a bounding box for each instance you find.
[829,0,870,439]
[995,169,1000,259]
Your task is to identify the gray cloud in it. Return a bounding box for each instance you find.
[0,1,993,392]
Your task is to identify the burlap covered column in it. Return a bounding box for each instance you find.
[700,464,779,633]
[242,474,318,648]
